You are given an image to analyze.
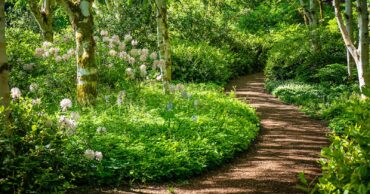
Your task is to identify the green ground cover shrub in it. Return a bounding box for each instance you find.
[266,80,369,193]
[1,29,260,193]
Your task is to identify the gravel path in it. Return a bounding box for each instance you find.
[98,73,330,194]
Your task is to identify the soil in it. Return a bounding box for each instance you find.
[94,73,330,194]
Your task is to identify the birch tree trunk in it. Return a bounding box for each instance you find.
[333,0,369,98]
[345,0,354,78]
[309,0,320,51]
[0,0,9,108]
[156,0,172,93]
[356,0,369,98]
[57,0,97,105]
[29,0,54,42]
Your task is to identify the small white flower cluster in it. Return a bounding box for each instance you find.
[29,83,39,93]
[60,98,72,111]
[10,87,21,99]
[35,41,74,62]
[99,30,161,81]
[117,91,125,106]
[84,149,103,161]
[58,111,80,135]
[96,126,107,133]
[23,63,35,71]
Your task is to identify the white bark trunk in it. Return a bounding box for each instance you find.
[345,0,354,78]
[29,0,54,42]
[0,0,9,108]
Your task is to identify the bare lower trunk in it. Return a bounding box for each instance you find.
[345,0,354,78]
[319,0,324,19]
[356,0,369,98]
[309,0,320,51]
[333,0,369,98]
[58,0,97,105]
[0,0,9,108]
[29,0,54,42]
[156,0,171,93]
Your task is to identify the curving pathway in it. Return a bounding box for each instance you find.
[99,73,330,194]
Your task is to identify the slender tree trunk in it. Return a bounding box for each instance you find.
[156,0,171,93]
[345,0,354,78]
[58,0,97,105]
[319,0,324,19]
[333,0,369,98]
[356,0,369,98]
[29,0,54,42]
[309,0,320,51]
[0,0,9,108]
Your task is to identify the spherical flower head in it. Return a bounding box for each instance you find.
[55,56,62,62]
[32,98,41,105]
[10,87,21,99]
[23,63,34,71]
[150,52,158,60]
[141,48,149,55]
[128,57,136,65]
[111,35,120,43]
[140,64,147,77]
[124,34,132,42]
[67,49,75,56]
[131,39,138,46]
[109,50,117,57]
[62,54,69,61]
[140,54,148,62]
[100,30,109,37]
[102,36,110,42]
[95,151,103,161]
[60,98,72,111]
[84,149,95,160]
[119,51,127,59]
[157,60,165,69]
[169,85,176,93]
[126,67,134,77]
[119,43,126,51]
[29,83,38,92]
[156,74,162,81]
[93,36,99,41]
[129,49,140,56]
[42,41,52,48]
[35,48,45,57]
[43,51,50,57]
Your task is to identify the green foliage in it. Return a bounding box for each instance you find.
[266,80,370,194]
[172,40,233,84]
[314,64,349,86]
[0,99,76,193]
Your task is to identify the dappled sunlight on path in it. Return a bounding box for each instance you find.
[99,73,329,194]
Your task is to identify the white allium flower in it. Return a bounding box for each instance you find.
[43,51,50,57]
[156,74,162,81]
[102,36,110,42]
[62,54,69,61]
[60,98,72,111]
[23,63,34,71]
[119,51,127,59]
[35,48,45,57]
[96,126,107,133]
[100,30,109,37]
[109,50,117,57]
[32,98,41,105]
[124,34,132,42]
[111,35,120,43]
[157,60,165,69]
[126,68,134,79]
[84,149,95,160]
[93,36,99,41]
[150,52,158,60]
[140,54,148,62]
[95,151,103,161]
[117,91,125,106]
[139,64,147,77]
[49,47,57,55]
[128,57,136,65]
[42,41,52,48]
[141,48,149,55]
[70,112,80,121]
[10,87,21,99]
[131,39,138,46]
[119,43,126,51]
[55,56,62,62]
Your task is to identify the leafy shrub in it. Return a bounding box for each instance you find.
[313,64,348,85]
[172,40,234,84]
[0,99,76,193]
